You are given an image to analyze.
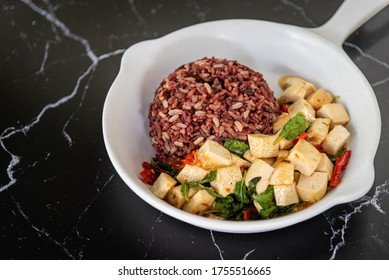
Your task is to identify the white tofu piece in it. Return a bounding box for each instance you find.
[150,173,177,199]
[305,88,333,110]
[243,149,256,162]
[245,158,275,186]
[248,133,280,158]
[316,103,350,128]
[296,172,328,202]
[306,118,331,146]
[166,185,200,209]
[273,112,290,133]
[279,138,294,150]
[270,161,294,185]
[210,165,242,197]
[274,183,300,206]
[197,139,232,169]
[231,154,251,169]
[278,82,310,104]
[278,76,316,94]
[176,164,208,184]
[272,150,290,167]
[256,178,270,195]
[286,139,321,177]
[287,99,316,122]
[321,125,350,155]
[183,189,216,215]
[315,153,334,181]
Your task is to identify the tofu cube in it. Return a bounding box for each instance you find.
[197,139,232,169]
[248,133,280,158]
[296,172,328,202]
[182,189,216,215]
[210,165,242,197]
[316,103,350,127]
[278,82,311,104]
[306,88,333,110]
[278,76,316,94]
[166,185,200,209]
[231,153,251,169]
[287,99,316,122]
[315,153,334,181]
[286,139,321,177]
[274,183,300,206]
[306,118,331,146]
[256,178,270,195]
[321,125,350,155]
[273,112,290,133]
[270,161,294,185]
[272,150,290,167]
[245,158,275,186]
[243,149,257,162]
[150,173,177,199]
[176,164,208,184]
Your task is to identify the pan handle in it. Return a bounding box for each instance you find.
[310,0,389,47]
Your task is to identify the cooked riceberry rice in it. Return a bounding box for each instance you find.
[149,57,280,165]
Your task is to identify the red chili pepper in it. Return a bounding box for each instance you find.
[139,161,158,185]
[178,150,199,169]
[293,131,308,144]
[329,150,352,187]
[281,104,289,113]
[243,205,258,220]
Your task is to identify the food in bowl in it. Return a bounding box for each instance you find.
[141,57,351,221]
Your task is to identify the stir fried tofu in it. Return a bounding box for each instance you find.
[182,189,216,215]
[287,139,321,176]
[166,185,200,209]
[321,125,350,155]
[287,99,316,122]
[211,165,242,196]
[278,76,316,94]
[315,153,333,180]
[248,133,280,158]
[273,112,290,133]
[316,103,350,127]
[150,173,177,199]
[176,164,208,183]
[197,139,232,169]
[270,161,294,185]
[243,149,256,162]
[306,88,333,110]
[278,82,311,104]
[256,178,270,195]
[245,158,275,186]
[272,150,290,167]
[273,183,299,206]
[296,172,328,202]
[306,118,331,146]
[231,153,251,169]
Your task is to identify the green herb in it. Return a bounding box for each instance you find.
[151,157,179,177]
[224,139,249,157]
[273,113,311,145]
[213,176,261,220]
[328,146,347,163]
[181,170,217,201]
[252,185,300,219]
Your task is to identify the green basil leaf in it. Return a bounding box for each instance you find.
[151,157,179,177]
[248,176,261,194]
[274,113,310,144]
[224,139,249,157]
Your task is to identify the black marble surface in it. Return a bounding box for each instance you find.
[1,0,389,260]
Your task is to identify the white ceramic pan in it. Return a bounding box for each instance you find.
[103,0,387,233]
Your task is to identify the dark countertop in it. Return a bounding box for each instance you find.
[1,0,389,260]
